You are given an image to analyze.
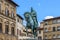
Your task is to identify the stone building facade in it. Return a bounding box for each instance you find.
[37,22,44,40]
[0,0,18,40]
[39,17,60,40]
[16,14,27,40]
[43,17,60,40]
[16,14,35,40]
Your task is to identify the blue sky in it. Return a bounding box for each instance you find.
[13,0,60,22]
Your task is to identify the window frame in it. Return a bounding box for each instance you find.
[11,11,14,18]
[57,26,60,31]
[39,30,41,34]
[11,27,14,35]
[53,27,56,32]
[57,34,60,38]
[44,35,48,39]
[52,20,57,24]
[44,28,48,32]
[5,8,9,16]
[53,34,56,38]
[57,19,60,23]
[45,22,48,25]
[38,36,42,40]
[5,25,9,34]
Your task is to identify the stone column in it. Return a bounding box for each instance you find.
[2,19,5,33]
[15,22,17,36]
[8,21,11,34]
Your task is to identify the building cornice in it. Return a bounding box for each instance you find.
[17,14,24,20]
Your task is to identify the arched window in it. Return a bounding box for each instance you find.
[11,11,14,18]
[11,27,14,35]
[5,8,9,16]
[11,23,15,35]
[5,21,9,34]
[5,25,9,34]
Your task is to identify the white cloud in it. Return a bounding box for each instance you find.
[45,16,54,19]
[38,22,40,27]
